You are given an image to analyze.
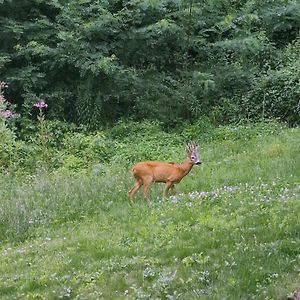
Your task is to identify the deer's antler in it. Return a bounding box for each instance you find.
[186,141,198,154]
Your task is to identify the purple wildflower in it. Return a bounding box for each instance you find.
[33,100,48,109]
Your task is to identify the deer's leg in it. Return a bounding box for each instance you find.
[170,184,177,196]
[128,179,142,200]
[163,181,173,197]
[142,176,152,200]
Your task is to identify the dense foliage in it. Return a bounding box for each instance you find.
[0,0,300,129]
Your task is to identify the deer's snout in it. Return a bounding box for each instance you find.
[196,161,202,165]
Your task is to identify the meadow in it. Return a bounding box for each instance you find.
[0,122,299,299]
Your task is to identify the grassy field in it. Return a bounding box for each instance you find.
[0,124,299,299]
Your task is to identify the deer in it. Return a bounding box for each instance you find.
[128,141,202,200]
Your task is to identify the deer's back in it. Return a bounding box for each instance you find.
[132,161,180,182]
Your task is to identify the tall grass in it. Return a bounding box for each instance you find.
[0,123,299,299]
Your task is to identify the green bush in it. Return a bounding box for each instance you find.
[109,120,163,141]
[60,131,115,170]
[13,141,39,172]
[240,39,300,125]
[62,154,86,171]
[42,119,80,149]
[181,117,215,142]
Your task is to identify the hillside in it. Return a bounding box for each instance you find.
[0,124,299,299]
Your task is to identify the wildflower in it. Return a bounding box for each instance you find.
[1,110,20,119]
[1,110,13,118]
[33,100,48,109]
[0,81,8,89]
[0,95,5,104]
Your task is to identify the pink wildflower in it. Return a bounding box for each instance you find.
[33,100,48,109]
[1,110,12,118]
[4,110,12,118]
[0,95,5,104]
[0,81,8,89]
[1,110,19,119]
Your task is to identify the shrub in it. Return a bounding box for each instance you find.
[181,117,215,142]
[13,141,39,172]
[60,131,115,170]
[109,120,163,141]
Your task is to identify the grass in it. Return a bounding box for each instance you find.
[0,124,299,299]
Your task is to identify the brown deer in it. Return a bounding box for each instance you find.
[128,142,202,200]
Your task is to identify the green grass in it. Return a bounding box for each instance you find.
[0,124,299,299]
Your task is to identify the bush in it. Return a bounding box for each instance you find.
[42,120,80,149]
[13,141,39,172]
[109,120,163,141]
[181,117,215,142]
[60,131,115,170]
[240,40,300,125]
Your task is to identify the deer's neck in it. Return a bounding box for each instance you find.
[179,159,194,177]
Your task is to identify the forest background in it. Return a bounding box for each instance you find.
[1,0,300,131]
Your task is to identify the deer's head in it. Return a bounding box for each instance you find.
[186,141,202,165]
